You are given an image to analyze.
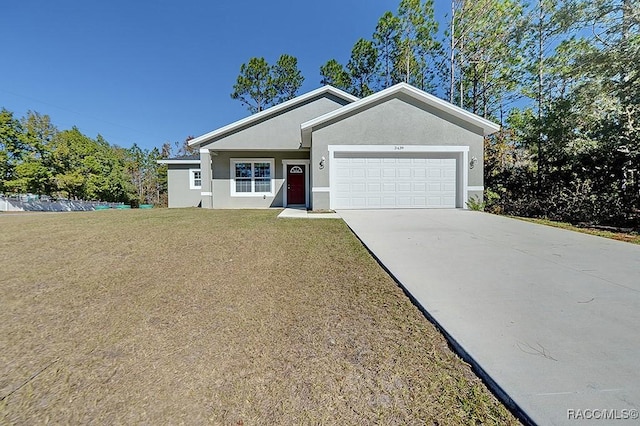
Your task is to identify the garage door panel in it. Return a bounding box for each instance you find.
[414,182,427,191]
[397,197,414,207]
[366,197,381,207]
[428,168,443,178]
[335,197,350,207]
[336,183,351,192]
[367,183,381,192]
[382,183,396,192]
[336,168,351,178]
[414,168,427,178]
[444,168,456,178]
[350,196,366,207]
[352,169,366,178]
[397,182,411,192]
[333,155,457,209]
[427,197,445,207]
[397,168,411,178]
[428,159,446,165]
[352,183,366,192]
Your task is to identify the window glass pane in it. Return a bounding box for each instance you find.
[254,178,271,193]
[235,179,251,193]
[254,162,270,178]
[235,163,252,178]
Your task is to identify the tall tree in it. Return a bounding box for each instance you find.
[1,110,57,195]
[272,54,305,104]
[576,0,640,215]
[172,136,198,158]
[0,109,24,192]
[396,0,440,90]
[319,59,351,91]
[17,111,58,194]
[231,57,275,113]
[447,0,525,117]
[373,11,402,88]
[49,127,92,199]
[520,0,585,193]
[347,38,378,97]
[231,54,304,113]
[19,111,57,161]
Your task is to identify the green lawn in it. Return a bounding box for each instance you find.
[0,209,518,424]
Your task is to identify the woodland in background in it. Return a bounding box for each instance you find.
[234,0,639,228]
[316,0,639,228]
[0,109,197,206]
[2,0,638,227]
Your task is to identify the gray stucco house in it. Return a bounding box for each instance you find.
[160,83,499,210]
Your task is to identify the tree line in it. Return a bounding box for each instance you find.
[3,1,637,225]
[0,108,179,205]
[232,0,639,228]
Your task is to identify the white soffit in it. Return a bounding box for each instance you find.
[157,159,201,164]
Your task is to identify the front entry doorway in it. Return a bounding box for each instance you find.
[287,164,306,205]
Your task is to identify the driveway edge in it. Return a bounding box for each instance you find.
[343,222,535,426]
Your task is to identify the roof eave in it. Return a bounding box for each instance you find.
[157,159,201,165]
[189,86,359,147]
[300,82,501,138]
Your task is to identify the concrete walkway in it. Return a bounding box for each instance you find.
[277,207,340,219]
[338,209,640,425]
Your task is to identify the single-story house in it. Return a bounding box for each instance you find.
[159,82,500,210]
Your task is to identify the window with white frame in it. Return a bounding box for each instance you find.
[190,169,202,190]
[230,159,274,196]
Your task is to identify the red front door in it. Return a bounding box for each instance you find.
[287,164,305,205]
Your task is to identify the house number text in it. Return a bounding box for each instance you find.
[394,145,405,151]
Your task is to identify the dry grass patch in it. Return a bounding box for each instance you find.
[1,209,518,424]
[515,216,640,245]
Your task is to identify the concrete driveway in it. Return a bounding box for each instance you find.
[338,209,640,425]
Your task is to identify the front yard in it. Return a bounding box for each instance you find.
[0,209,517,424]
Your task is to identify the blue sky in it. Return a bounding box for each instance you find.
[1,1,449,151]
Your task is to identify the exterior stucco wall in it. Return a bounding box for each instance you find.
[467,189,484,206]
[167,165,202,208]
[200,95,352,151]
[310,95,485,210]
[210,150,310,209]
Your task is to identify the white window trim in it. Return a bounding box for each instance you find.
[230,158,275,197]
[189,168,202,190]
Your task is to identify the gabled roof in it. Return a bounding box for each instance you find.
[188,86,359,147]
[300,83,501,146]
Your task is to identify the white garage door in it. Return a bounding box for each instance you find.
[333,153,457,209]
